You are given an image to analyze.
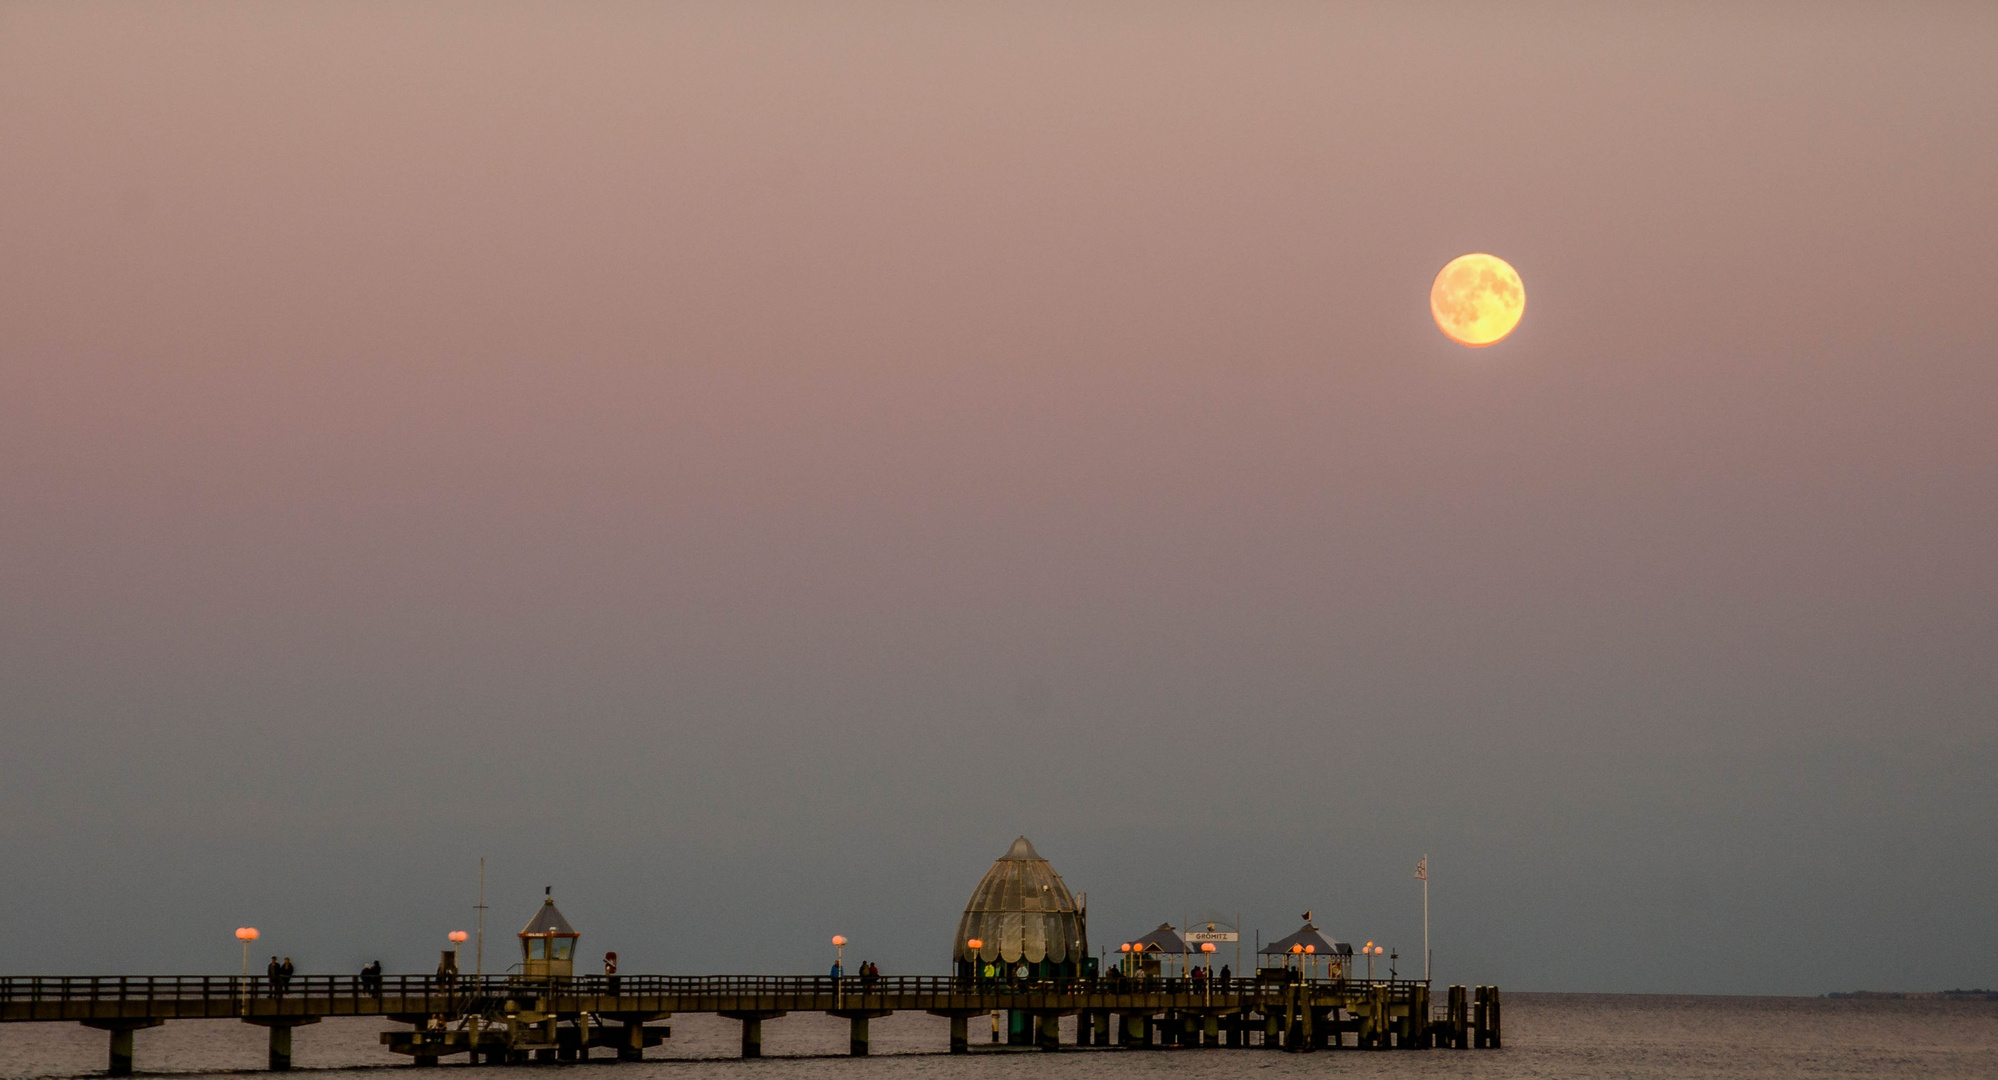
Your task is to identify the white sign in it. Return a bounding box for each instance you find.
[1183,931,1238,943]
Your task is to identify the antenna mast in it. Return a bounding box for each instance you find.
[475,858,488,977]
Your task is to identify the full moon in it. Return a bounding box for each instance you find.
[1430,253,1525,347]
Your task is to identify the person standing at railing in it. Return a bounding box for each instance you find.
[279,958,294,996]
[267,957,283,998]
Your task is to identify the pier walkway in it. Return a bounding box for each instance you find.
[1,974,1501,1072]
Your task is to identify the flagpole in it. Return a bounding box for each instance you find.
[1421,855,1430,984]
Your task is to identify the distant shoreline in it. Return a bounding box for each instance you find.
[1825,990,1998,1001]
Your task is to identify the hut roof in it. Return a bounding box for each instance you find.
[1123,923,1190,954]
[1259,922,1351,956]
[954,836,1087,965]
[520,896,577,937]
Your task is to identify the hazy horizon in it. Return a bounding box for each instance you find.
[2,1,1994,995]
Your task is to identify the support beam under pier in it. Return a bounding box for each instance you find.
[82,1019,163,1077]
[720,1012,783,1059]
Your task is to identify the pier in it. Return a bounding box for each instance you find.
[0,973,1501,1071]
[4,837,1506,1072]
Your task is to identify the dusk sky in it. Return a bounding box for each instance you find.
[2,2,1994,995]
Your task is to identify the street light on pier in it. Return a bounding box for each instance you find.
[234,927,259,979]
[831,935,848,1008]
[235,928,259,1017]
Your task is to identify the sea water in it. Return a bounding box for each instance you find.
[3,995,1994,1079]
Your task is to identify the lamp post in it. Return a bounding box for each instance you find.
[1200,942,1215,1004]
[235,928,259,1016]
[447,928,475,1055]
[966,938,983,983]
[831,935,847,1007]
[236,927,259,979]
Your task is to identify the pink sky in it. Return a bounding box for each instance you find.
[2,3,1994,992]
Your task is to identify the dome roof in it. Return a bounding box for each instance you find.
[953,836,1086,965]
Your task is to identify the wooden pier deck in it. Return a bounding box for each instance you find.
[1,974,1501,1072]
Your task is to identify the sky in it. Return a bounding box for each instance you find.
[1,1,1994,995]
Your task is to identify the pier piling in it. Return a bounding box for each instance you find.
[949,1014,969,1053]
[83,1020,159,1076]
[267,1024,291,1070]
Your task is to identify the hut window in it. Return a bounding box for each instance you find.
[528,938,547,959]
[551,938,574,961]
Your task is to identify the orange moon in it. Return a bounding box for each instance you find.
[1430,253,1525,347]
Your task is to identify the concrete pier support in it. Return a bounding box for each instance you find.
[1203,1014,1220,1046]
[110,1028,134,1075]
[1125,1012,1149,1047]
[621,1020,646,1061]
[740,1017,762,1058]
[1093,1011,1110,1046]
[267,1024,293,1071]
[83,1019,163,1076]
[848,1015,869,1056]
[949,1015,969,1053]
[1037,1013,1060,1050]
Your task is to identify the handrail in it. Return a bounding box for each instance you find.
[0,973,1433,1004]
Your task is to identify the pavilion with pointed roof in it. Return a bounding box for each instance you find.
[519,889,581,979]
[1114,922,1194,978]
[1259,918,1353,980]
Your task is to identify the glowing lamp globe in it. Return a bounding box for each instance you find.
[449,931,469,943]
[831,935,847,947]
[1119,943,1131,952]
[1290,944,1303,954]
[236,928,259,941]
[1305,945,1316,954]
[966,938,983,950]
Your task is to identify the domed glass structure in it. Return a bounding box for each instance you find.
[952,836,1088,980]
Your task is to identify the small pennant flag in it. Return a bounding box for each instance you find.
[1414,856,1428,881]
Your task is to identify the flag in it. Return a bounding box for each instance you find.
[1414,856,1428,881]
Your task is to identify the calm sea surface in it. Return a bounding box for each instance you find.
[3,995,1994,1080]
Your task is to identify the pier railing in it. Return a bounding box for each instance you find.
[0,973,1434,1005]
